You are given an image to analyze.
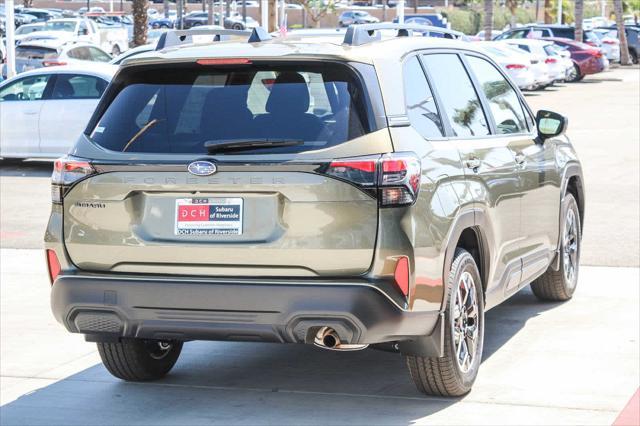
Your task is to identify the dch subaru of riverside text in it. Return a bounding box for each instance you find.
[45,24,585,396]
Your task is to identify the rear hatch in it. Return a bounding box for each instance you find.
[61,59,392,277]
[14,44,58,72]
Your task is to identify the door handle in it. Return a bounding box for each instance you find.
[514,153,526,166]
[465,157,481,171]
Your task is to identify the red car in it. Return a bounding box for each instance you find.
[543,37,607,81]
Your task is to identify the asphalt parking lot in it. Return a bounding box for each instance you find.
[1,66,639,425]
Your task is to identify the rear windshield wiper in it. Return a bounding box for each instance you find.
[204,139,303,154]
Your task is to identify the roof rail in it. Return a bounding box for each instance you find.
[342,23,465,46]
[155,27,272,51]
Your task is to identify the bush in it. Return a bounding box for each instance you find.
[443,6,536,35]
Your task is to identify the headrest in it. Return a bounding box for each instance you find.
[265,72,310,114]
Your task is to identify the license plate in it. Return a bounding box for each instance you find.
[175,198,243,235]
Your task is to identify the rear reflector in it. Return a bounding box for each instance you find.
[394,256,410,297]
[46,249,61,284]
[197,58,252,65]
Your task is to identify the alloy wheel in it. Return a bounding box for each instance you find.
[563,208,579,288]
[144,340,174,360]
[452,271,479,373]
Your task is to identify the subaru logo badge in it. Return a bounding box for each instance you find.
[188,161,217,176]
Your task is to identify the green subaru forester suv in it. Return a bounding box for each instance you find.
[45,25,585,396]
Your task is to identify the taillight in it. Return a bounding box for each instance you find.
[545,57,557,64]
[322,152,421,207]
[42,60,67,67]
[602,39,617,45]
[506,63,526,69]
[51,156,95,204]
[379,153,421,207]
[394,256,410,297]
[46,249,61,284]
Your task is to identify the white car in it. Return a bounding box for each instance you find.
[475,42,535,90]
[0,64,116,159]
[592,28,621,62]
[4,40,112,77]
[500,39,559,87]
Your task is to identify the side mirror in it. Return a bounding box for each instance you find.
[536,110,567,141]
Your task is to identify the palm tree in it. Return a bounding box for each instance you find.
[132,0,148,47]
[614,0,632,65]
[574,0,583,42]
[483,0,493,41]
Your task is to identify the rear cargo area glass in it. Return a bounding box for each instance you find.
[89,63,372,154]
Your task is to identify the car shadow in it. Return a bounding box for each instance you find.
[0,287,563,425]
[0,160,53,178]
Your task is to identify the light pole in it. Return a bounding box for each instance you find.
[557,0,562,24]
[397,0,405,23]
[5,0,16,78]
[261,0,268,27]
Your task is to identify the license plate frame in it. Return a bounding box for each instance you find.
[175,197,243,236]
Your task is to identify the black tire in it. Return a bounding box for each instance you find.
[405,248,484,397]
[111,45,121,57]
[568,63,582,82]
[232,23,243,30]
[531,194,581,302]
[630,49,638,65]
[97,339,183,381]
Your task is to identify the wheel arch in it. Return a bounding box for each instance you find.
[442,210,491,306]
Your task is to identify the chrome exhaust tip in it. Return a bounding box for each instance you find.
[313,327,368,351]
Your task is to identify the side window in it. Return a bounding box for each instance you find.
[0,74,51,101]
[505,29,528,39]
[421,54,489,137]
[466,56,528,135]
[67,47,90,60]
[88,47,111,62]
[516,44,531,52]
[51,74,108,100]
[402,56,444,138]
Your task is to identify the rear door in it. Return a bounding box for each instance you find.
[463,53,559,289]
[421,52,523,296]
[39,73,108,156]
[0,73,52,157]
[63,61,390,277]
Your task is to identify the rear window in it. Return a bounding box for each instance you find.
[15,46,58,60]
[89,62,372,154]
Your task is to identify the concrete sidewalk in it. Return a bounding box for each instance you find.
[1,249,638,425]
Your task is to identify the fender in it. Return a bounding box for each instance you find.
[441,208,491,310]
[551,162,585,271]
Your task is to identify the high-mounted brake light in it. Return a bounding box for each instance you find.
[46,249,61,285]
[43,60,67,67]
[51,156,96,204]
[322,152,421,207]
[197,58,252,65]
[506,63,527,70]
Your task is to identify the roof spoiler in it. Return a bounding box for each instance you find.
[342,23,465,46]
[155,27,272,51]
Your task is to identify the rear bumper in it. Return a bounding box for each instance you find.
[51,274,441,352]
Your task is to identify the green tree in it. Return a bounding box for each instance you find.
[132,0,148,47]
[614,0,632,64]
[483,0,493,40]
[574,0,583,41]
[294,0,336,28]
